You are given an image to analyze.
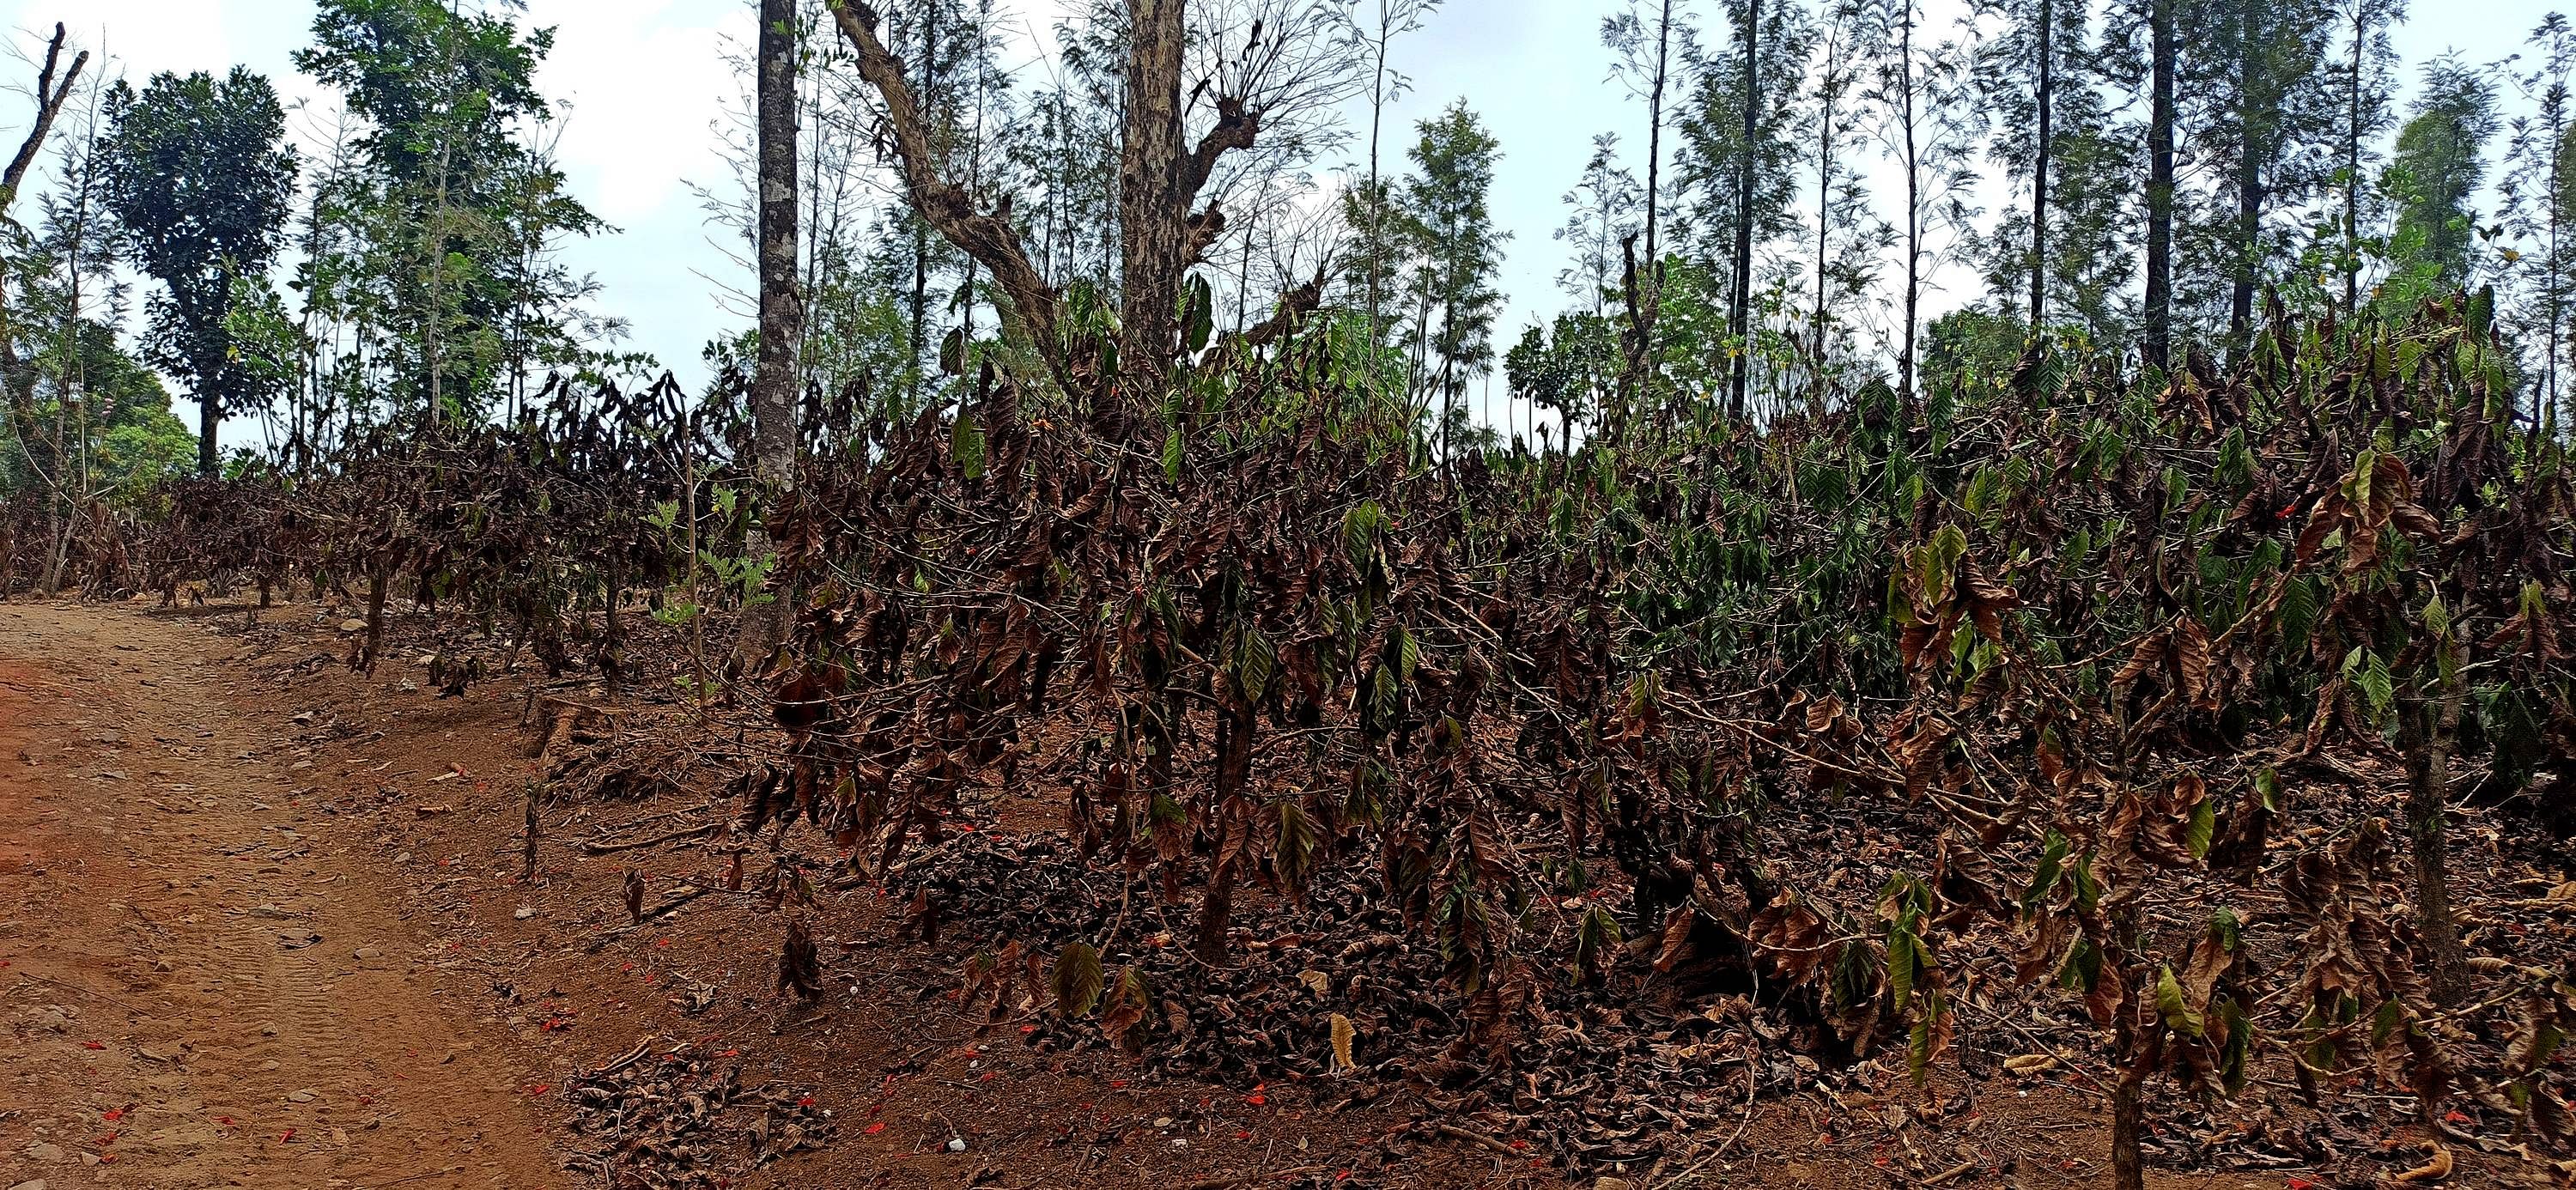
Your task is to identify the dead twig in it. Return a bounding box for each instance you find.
[1429,1120,1521,1157]
[1182,1165,1328,1190]
[1649,1059,1758,1190]
[579,821,720,854]
[580,888,714,952]
[592,1034,659,1077]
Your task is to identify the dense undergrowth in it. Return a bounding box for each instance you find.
[6,293,2573,1185]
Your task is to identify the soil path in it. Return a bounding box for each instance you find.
[0,600,560,1190]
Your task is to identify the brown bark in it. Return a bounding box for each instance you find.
[2401,677,2469,1006]
[1198,690,1257,961]
[0,23,86,210]
[0,24,89,435]
[1897,3,1920,412]
[827,3,1064,373]
[1725,0,1759,423]
[736,0,804,673]
[2146,0,2175,372]
[2029,0,2052,331]
[1120,0,1190,397]
[2230,0,2262,348]
[2111,1044,2147,1190]
[829,1,1260,402]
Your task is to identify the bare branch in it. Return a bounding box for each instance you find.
[1,21,89,214]
[824,1,1065,379]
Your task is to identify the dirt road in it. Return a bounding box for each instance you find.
[0,600,559,1190]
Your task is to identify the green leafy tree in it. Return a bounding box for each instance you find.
[1971,0,2138,338]
[2175,0,2339,345]
[1795,0,1893,391]
[1399,101,1507,456]
[1677,0,1812,420]
[2504,13,2576,431]
[1556,132,1642,312]
[2384,61,2498,290]
[99,67,297,474]
[1867,0,1980,406]
[2323,0,2407,313]
[295,0,605,422]
[1505,312,1620,452]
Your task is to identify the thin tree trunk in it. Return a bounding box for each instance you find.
[2231,0,2263,348]
[2342,5,2363,313]
[357,553,395,674]
[424,27,459,427]
[910,8,939,406]
[1727,0,1760,422]
[737,0,804,673]
[1812,52,1834,376]
[42,513,69,597]
[2147,0,2175,371]
[1640,0,1672,376]
[1198,690,1256,961]
[2029,0,2052,331]
[1367,3,1390,349]
[1899,1,1921,413]
[2402,678,2469,1007]
[199,383,222,475]
[0,26,87,446]
[2111,1041,2147,1190]
[2106,889,2148,1190]
[2546,108,2564,422]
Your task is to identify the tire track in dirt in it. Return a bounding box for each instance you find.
[0,600,562,1190]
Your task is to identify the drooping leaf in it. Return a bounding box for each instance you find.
[1052,940,1105,1016]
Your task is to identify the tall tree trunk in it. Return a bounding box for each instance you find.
[2342,4,2363,313]
[2546,108,2564,424]
[424,27,459,427]
[2147,0,2176,371]
[736,0,804,673]
[1367,4,1391,351]
[0,25,88,445]
[1899,1,1921,413]
[2231,0,2263,347]
[2029,0,2052,331]
[1642,0,1672,311]
[910,8,939,406]
[1811,61,1833,377]
[1727,0,1759,422]
[827,0,1258,399]
[1119,0,1191,402]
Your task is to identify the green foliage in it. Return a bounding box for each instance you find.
[99,65,298,471]
[292,0,606,421]
[2385,61,2500,287]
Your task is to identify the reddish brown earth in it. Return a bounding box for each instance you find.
[0,599,559,1188]
[2,598,2488,1190]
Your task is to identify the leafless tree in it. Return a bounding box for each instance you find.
[822,0,1369,396]
[1,21,90,435]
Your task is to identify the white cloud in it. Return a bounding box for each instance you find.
[524,0,745,228]
[3,1,234,88]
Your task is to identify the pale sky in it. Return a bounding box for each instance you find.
[2,0,2561,448]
